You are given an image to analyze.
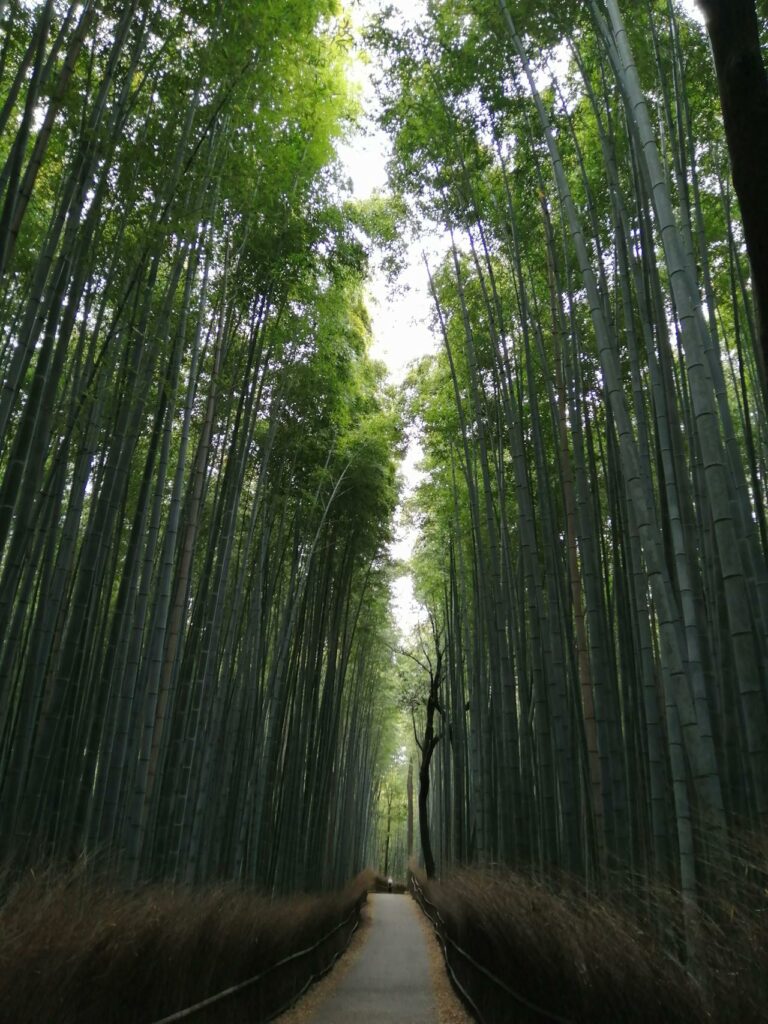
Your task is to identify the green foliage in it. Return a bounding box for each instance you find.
[0,0,404,896]
[375,0,768,985]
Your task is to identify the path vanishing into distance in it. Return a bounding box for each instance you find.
[279,893,470,1024]
[2,1,768,1021]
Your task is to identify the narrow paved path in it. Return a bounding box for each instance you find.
[306,893,437,1023]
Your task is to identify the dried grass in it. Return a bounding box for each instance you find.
[416,843,768,1024]
[0,867,373,1024]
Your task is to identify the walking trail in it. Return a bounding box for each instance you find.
[276,893,472,1024]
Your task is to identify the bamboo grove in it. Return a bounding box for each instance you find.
[372,0,768,926]
[1,0,767,953]
[0,0,402,892]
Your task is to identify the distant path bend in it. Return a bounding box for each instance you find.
[305,892,438,1023]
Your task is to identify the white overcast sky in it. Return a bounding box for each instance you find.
[340,0,439,385]
[338,0,704,632]
[337,0,437,632]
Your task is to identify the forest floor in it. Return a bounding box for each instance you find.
[276,893,472,1024]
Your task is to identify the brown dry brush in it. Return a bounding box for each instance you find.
[0,867,374,1024]
[698,830,768,1023]
[416,852,768,1024]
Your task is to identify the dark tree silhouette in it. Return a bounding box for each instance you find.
[698,0,768,397]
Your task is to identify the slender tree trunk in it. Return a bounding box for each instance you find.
[406,757,414,861]
[417,640,443,880]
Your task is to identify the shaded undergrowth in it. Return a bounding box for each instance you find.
[415,843,768,1024]
[0,866,373,1024]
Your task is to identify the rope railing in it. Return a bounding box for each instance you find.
[147,890,366,1024]
[410,875,575,1024]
